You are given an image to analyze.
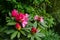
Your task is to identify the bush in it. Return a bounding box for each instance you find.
[0,0,56,40]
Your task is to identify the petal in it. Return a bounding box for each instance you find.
[25,13,29,17]
[34,15,39,20]
[22,21,28,27]
[11,9,18,17]
[22,23,26,28]
[39,17,44,22]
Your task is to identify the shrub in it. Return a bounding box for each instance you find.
[0,0,55,40]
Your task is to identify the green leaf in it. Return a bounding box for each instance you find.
[31,36,34,40]
[6,0,11,1]
[0,27,7,32]
[11,31,18,39]
[9,12,11,17]
[28,34,32,38]
[4,30,15,34]
[12,0,16,2]
[20,30,26,36]
[17,32,20,38]
[33,21,37,27]
[23,28,30,32]
[7,22,16,25]
[35,36,41,40]
[37,33,45,37]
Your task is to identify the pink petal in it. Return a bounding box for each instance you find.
[22,17,28,22]
[34,15,39,20]
[16,13,25,21]
[39,17,44,22]
[11,9,18,17]
[19,13,24,19]
[22,23,26,28]
[15,15,20,21]
[22,21,28,27]
[25,13,29,17]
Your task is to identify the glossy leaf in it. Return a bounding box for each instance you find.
[17,32,20,38]
[11,31,18,39]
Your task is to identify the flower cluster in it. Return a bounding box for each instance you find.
[11,9,29,30]
[11,9,44,34]
[34,15,44,22]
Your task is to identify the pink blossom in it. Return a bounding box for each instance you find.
[19,13,26,22]
[19,13,25,19]
[34,15,44,22]
[20,13,29,21]
[24,13,29,18]
[15,13,24,22]
[39,16,44,22]
[16,13,29,22]
[15,13,29,27]
[22,21,28,28]
[11,9,18,17]
[21,14,29,27]
[34,15,39,20]
[22,17,28,22]
[11,9,29,28]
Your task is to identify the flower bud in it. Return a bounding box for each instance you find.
[31,27,37,34]
[15,23,21,30]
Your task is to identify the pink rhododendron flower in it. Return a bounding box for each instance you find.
[15,13,25,22]
[15,23,21,30]
[15,13,29,27]
[24,13,29,18]
[22,21,28,28]
[34,15,39,20]
[15,13,29,22]
[22,16,28,22]
[34,15,44,22]
[11,9,18,17]
[39,16,44,22]
[11,9,29,28]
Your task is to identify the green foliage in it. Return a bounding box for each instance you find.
[27,30,45,40]
[0,0,58,40]
[11,31,18,39]
[43,30,60,40]
[48,0,60,23]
